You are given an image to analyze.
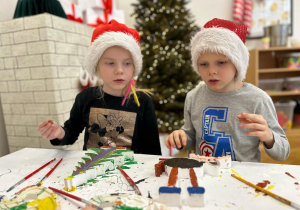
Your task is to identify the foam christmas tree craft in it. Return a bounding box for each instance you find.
[64,147,134,191]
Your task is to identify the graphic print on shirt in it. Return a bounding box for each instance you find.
[200,106,236,160]
[87,108,137,149]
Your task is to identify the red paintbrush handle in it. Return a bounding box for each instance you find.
[49,187,102,209]
[46,158,63,177]
[24,158,56,180]
[118,166,142,195]
[49,186,81,201]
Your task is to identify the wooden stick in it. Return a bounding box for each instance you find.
[118,166,142,195]
[130,85,140,107]
[231,174,300,209]
[6,158,56,192]
[36,158,63,186]
[48,186,102,210]
[121,80,133,106]
[159,158,170,161]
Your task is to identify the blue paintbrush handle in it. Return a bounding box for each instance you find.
[6,178,25,192]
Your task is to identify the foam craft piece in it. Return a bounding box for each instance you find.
[164,158,204,179]
[204,159,221,177]
[64,147,134,191]
[189,153,232,169]
[159,187,182,207]
[163,157,223,178]
[187,186,205,207]
[155,160,165,177]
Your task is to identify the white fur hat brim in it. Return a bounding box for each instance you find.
[84,31,142,77]
[191,27,249,82]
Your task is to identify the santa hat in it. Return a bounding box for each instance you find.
[191,18,249,82]
[84,20,142,78]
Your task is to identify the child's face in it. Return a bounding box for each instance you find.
[197,52,240,93]
[97,46,134,96]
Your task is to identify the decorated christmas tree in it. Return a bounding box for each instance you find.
[132,0,200,133]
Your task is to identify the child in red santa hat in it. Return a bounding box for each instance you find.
[38,20,161,155]
[164,18,289,162]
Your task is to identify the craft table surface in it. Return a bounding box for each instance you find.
[0,148,299,209]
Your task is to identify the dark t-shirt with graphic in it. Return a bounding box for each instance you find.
[50,87,161,155]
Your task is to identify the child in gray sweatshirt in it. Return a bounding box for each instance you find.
[164,18,289,162]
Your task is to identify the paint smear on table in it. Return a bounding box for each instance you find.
[135,178,147,184]
[285,172,297,179]
[254,181,274,198]
[120,165,131,169]
[124,161,137,165]
[0,169,11,178]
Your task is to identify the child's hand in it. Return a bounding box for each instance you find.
[164,130,187,149]
[38,120,65,140]
[237,112,274,148]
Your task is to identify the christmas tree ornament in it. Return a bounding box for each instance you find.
[88,74,98,87]
[79,68,89,90]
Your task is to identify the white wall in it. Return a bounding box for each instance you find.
[0,0,18,21]
[1,0,299,48]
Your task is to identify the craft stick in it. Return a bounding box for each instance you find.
[6,158,56,192]
[159,158,170,161]
[118,166,142,195]
[48,186,102,210]
[121,80,133,106]
[231,174,300,210]
[131,84,140,107]
[36,158,63,186]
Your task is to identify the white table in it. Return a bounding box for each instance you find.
[0,148,299,209]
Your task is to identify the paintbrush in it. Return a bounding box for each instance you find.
[48,186,102,210]
[118,166,142,195]
[231,174,300,209]
[36,158,63,186]
[6,158,56,192]
[159,158,170,161]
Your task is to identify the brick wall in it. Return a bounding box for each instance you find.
[0,13,94,153]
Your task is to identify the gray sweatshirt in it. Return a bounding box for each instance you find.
[181,82,290,162]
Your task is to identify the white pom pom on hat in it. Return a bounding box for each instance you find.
[84,20,142,78]
[191,18,249,82]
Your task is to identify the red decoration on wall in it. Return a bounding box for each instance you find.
[66,3,83,23]
[233,0,252,32]
[88,0,113,27]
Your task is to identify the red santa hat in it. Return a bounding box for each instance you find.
[191,18,249,82]
[84,20,142,78]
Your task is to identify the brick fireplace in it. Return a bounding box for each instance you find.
[0,13,94,152]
